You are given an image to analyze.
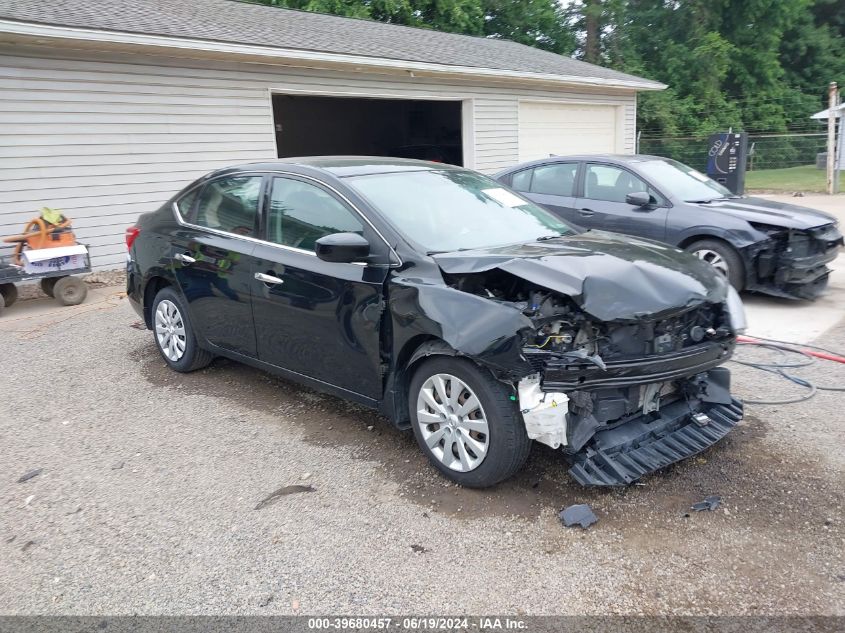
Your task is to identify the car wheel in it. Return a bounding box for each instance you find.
[685,239,745,290]
[151,286,213,372]
[0,283,17,307]
[409,357,531,488]
[40,277,58,298]
[53,276,88,306]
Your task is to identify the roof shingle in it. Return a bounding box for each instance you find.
[0,0,662,87]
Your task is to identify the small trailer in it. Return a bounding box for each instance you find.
[0,245,91,314]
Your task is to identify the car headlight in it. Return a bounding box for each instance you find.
[725,285,747,334]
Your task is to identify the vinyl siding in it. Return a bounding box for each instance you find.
[0,46,637,270]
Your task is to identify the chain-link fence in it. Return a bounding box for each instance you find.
[638,131,827,172]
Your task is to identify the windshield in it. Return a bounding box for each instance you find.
[346,169,576,253]
[636,158,735,202]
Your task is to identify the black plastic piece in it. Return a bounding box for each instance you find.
[559,504,598,528]
[568,398,744,486]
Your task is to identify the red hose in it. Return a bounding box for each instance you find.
[804,350,845,364]
[738,335,845,364]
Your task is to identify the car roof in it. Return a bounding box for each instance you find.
[225,156,466,178]
[497,154,668,174]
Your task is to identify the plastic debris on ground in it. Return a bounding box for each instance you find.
[691,495,722,512]
[17,469,42,483]
[254,484,315,510]
[559,504,598,529]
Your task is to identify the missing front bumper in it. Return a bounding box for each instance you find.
[568,397,744,486]
[751,234,841,300]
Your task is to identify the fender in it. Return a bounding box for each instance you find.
[136,265,180,328]
[378,277,536,428]
[674,224,769,250]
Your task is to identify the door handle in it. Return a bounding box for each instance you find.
[174,252,196,264]
[579,208,595,217]
[255,272,284,285]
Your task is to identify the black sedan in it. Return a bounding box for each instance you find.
[495,155,842,299]
[127,158,746,488]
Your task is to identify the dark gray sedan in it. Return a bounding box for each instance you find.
[495,155,842,299]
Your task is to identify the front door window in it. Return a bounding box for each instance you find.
[267,177,364,251]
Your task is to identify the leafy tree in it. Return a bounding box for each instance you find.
[482,0,575,54]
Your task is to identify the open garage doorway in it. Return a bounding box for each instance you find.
[272,94,464,166]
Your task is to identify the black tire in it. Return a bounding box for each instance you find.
[53,276,88,306]
[40,277,58,298]
[0,292,5,315]
[684,238,745,291]
[409,357,531,488]
[0,283,17,307]
[151,286,213,372]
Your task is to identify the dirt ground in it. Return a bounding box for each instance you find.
[0,290,843,616]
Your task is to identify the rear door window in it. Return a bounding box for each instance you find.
[176,188,200,220]
[510,169,533,192]
[530,163,578,196]
[194,176,262,237]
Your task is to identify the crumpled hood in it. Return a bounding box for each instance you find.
[433,231,729,321]
[703,197,837,230]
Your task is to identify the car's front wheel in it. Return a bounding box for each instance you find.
[151,286,213,372]
[685,239,745,291]
[409,357,531,488]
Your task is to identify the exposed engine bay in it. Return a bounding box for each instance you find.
[443,268,742,485]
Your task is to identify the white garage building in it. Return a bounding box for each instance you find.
[0,0,664,269]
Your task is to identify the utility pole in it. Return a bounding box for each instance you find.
[827,81,838,195]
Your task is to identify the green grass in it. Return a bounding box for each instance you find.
[745,164,838,193]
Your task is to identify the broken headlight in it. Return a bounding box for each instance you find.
[724,286,747,334]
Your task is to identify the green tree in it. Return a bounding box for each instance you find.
[482,0,575,53]
[780,0,845,119]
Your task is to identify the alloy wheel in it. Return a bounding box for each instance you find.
[155,299,187,362]
[415,373,490,472]
[693,248,729,277]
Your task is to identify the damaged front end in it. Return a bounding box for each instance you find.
[433,240,746,486]
[746,223,843,300]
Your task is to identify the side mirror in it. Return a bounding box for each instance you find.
[626,191,652,207]
[315,232,370,263]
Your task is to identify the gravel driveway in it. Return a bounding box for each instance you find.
[1,290,843,615]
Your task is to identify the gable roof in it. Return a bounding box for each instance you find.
[0,0,665,90]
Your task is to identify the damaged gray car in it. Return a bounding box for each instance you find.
[127,158,746,488]
[495,155,843,300]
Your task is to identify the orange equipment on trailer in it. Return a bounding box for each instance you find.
[2,208,78,265]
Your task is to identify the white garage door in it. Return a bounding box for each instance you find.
[518,102,620,162]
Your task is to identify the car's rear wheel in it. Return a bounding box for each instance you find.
[409,357,531,488]
[151,286,213,372]
[685,239,745,290]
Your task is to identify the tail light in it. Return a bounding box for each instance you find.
[125,225,140,251]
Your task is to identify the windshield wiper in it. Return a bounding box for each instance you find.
[688,196,732,204]
[536,234,563,242]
